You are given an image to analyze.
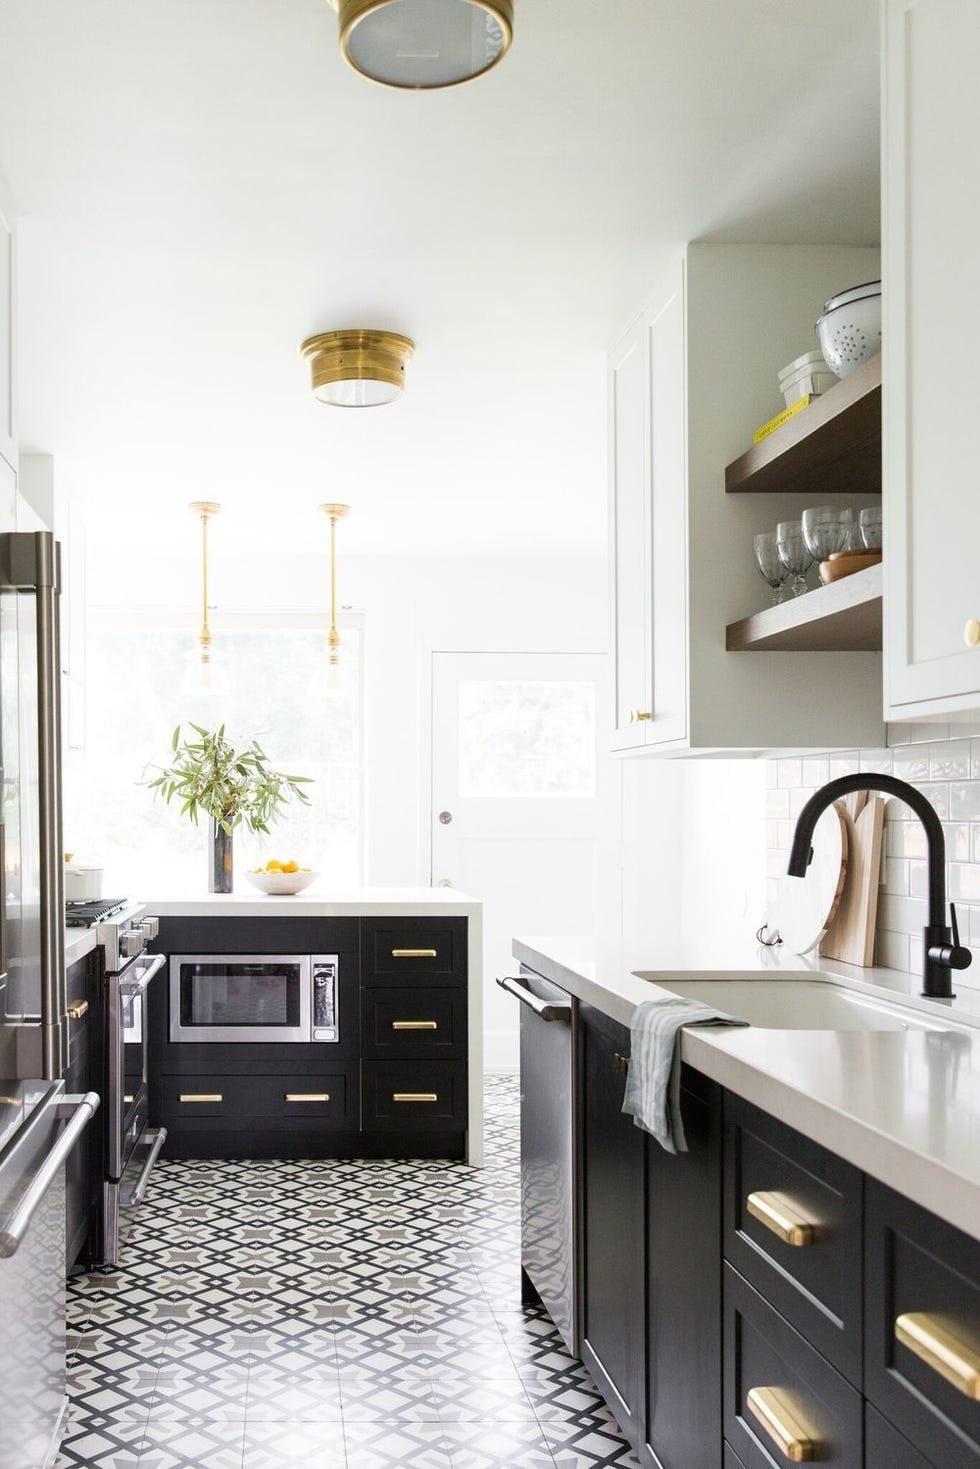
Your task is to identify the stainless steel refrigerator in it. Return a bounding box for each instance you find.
[0,454,98,1469]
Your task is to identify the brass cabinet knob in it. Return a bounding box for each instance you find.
[746,1191,820,1248]
[965,619,980,647]
[627,709,652,724]
[746,1386,822,1462]
[66,1000,89,1021]
[895,1312,980,1400]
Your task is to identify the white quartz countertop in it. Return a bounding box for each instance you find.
[65,928,97,967]
[144,888,482,918]
[513,935,980,1242]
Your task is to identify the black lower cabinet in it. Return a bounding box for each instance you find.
[643,1068,722,1469]
[722,1446,748,1469]
[579,1006,645,1447]
[724,1265,863,1468]
[866,1404,935,1469]
[64,950,103,1271]
[865,1180,980,1467]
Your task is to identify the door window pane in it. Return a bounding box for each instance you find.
[457,680,595,798]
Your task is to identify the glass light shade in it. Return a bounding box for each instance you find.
[179,650,231,698]
[315,377,401,407]
[337,0,513,90]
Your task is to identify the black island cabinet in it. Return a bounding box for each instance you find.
[148,914,469,1160]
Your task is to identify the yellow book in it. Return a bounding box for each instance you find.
[753,395,812,444]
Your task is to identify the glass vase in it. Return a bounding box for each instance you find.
[209,819,234,894]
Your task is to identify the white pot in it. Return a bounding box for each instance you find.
[65,866,104,901]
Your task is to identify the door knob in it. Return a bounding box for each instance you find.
[438,810,453,824]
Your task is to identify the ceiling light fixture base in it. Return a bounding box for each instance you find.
[301,329,415,407]
[326,0,513,91]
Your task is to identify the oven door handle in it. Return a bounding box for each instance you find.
[0,1092,100,1258]
[122,1126,167,1207]
[119,952,166,998]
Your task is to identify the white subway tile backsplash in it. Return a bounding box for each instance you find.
[945,822,971,861]
[766,788,789,818]
[828,753,860,779]
[860,749,893,774]
[878,893,929,935]
[908,859,927,898]
[949,781,980,821]
[892,746,930,781]
[930,740,972,779]
[888,821,929,858]
[875,929,911,974]
[787,787,808,817]
[882,858,909,895]
[917,783,951,818]
[778,758,802,789]
[950,863,980,902]
[800,756,829,787]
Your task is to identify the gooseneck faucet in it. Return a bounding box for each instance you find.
[787,773,971,1000]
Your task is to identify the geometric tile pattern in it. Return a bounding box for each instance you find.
[57,1075,640,1468]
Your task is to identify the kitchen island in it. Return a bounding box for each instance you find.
[141,888,484,1164]
[511,936,980,1469]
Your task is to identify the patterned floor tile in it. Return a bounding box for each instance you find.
[59,1077,636,1469]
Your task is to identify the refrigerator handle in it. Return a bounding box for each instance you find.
[35,534,67,1079]
[3,532,67,1077]
[0,1092,99,1257]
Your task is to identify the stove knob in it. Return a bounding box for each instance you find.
[120,928,145,959]
[140,918,159,940]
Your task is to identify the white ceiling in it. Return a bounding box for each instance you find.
[0,0,880,558]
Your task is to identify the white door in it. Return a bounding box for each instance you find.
[430,650,607,1071]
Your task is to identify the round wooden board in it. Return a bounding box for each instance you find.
[765,802,849,955]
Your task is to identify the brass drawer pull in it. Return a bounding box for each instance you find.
[612,1053,631,1074]
[392,1092,438,1103]
[746,1386,822,1462]
[179,1093,223,1103]
[747,1191,820,1248]
[66,1000,89,1020]
[627,709,652,723]
[895,1312,980,1400]
[392,1020,438,1030]
[391,948,438,958]
[285,1093,331,1103]
[123,1094,134,1104]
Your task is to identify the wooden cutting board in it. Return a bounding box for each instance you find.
[820,792,885,966]
[765,802,849,955]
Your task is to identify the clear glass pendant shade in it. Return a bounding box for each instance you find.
[179,649,231,698]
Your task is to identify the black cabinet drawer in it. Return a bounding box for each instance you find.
[723,1446,748,1469]
[724,1264,863,1468]
[361,1060,466,1130]
[361,918,466,985]
[361,987,466,1057]
[158,1072,355,1124]
[724,1093,863,1386]
[866,1404,936,1469]
[865,1180,980,1467]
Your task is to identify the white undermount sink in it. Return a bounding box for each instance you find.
[631,976,965,1033]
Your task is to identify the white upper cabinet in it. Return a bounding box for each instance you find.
[0,166,14,470]
[883,0,980,719]
[609,242,887,755]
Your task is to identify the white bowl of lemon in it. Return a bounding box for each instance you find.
[244,861,318,896]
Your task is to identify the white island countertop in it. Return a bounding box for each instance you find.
[514,935,980,1241]
[144,888,482,918]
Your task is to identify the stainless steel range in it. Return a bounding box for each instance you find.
[67,900,167,1265]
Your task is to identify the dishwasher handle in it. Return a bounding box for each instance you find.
[496,974,572,1021]
[0,1091,100,1258]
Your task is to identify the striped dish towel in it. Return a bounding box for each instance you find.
[622,997,748,1154]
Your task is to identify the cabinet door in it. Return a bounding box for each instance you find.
[884,0,980,716]
[0,167,14,470]
[608,263,688,752]
[644,1068,722,1469]
[578,1005,644,1446]
[609,312,652,750]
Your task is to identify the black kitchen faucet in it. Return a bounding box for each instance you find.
[787,773,972,1000]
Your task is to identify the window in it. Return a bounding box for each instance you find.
[63,613,364,895]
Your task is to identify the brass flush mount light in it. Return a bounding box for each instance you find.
[325,0,513,90]
[301,329,415,407]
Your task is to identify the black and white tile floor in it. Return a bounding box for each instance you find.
[60,1075,640,1469]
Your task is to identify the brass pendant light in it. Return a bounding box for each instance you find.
[325,0,513,90]
[301,330,415,407]
[180,500,230,696]
[319,502,350,674]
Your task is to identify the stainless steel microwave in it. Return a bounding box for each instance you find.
[169,954,339,1044]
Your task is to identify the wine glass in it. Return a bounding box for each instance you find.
[801,505,852,561]
[859,506,882,551]
[754,532,790,605]
[777,520,815,596]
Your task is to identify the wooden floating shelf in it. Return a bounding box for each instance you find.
[725,352,881,496]
[726,563,882,652]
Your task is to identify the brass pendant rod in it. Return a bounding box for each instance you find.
[318,503,350,664]
[188,501,221,661]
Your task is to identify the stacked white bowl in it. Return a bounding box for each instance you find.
[778,350,840,407]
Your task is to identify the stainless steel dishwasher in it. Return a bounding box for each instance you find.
[497,967,577,1355]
